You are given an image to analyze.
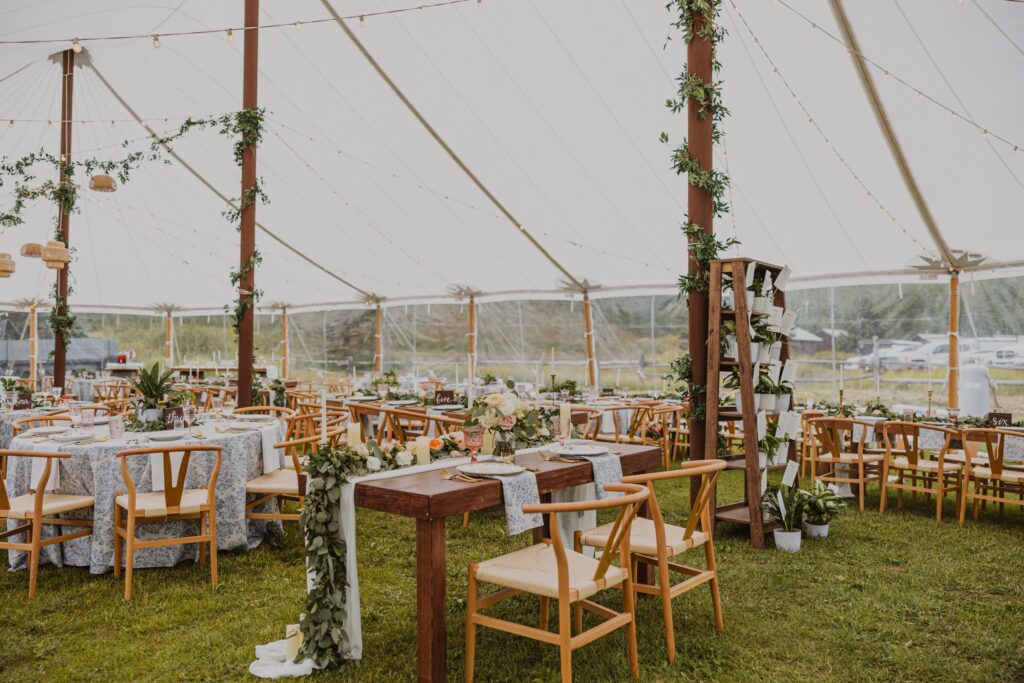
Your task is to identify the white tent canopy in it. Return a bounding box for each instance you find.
[1,0,1022,313]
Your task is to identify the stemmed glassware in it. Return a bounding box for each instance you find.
[464,426,484,463]
[69,404,83,428]
[560,387,572,403]
[377,384,390,401]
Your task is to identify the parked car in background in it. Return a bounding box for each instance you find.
[990,344,1024,369]
[843,341,920,370]
[901,339,980,369]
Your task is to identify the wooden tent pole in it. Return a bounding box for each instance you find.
[236,0,259,407]
[468,295,477,385]
[583,291,598,388]
[374,305,383,374]
[280,306,288,378]
[53,49,74,391]
[29,302,38,390]
[688,9,714,497]
[948,272,960,410]
[165,311,173,368]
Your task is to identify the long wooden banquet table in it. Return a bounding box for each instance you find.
[353,440,662,682]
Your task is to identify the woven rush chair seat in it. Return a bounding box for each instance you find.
[579,517,707,557]
[815,451,884,464]
[475,543,628,602]
[115,489,209,517]
[6,493,94,520]
[970,466,1024,483]
[246,469,301,496]
[892,457,960,473]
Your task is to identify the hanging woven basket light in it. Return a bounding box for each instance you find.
[89,174,117,192]
[20,242,42,258]
[41,240,69,270]
[0,252,14,278]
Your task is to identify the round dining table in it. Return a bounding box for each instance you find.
[4,416,286,574]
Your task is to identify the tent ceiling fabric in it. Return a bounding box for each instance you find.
[0,0,1021,312]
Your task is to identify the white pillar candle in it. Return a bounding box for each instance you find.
[320,389,328,445]
[559,402,572,436]
[347,421,361,449]
[415,436,431,466]
[482,429,494,455]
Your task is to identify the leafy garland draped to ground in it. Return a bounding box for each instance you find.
[663,0,739,425]
[0,109,267,350]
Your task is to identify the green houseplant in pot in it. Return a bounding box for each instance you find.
[802,482,846,539]
[762,484,805,553]
[131,362,175,423]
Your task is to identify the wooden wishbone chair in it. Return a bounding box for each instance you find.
[959,427,1024,525]
[465,482,650,683]
[880,421,961,521]
[0,449,95,597]
[575,459,727,663]
[245,427,345,523]
[113,444,223,600]
[12,414,72,437]
[284,412,346,443]
[799,410,826,478]
[285,390,318,411]
[809,417,885,511]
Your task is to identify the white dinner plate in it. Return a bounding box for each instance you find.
[347,395,377,402]
[52,430,93,443]
[24,426,69,436]
[147,430,187,442]
[227,421,262,431]
[233,414,275,422]
[431,405,465,411]
[386,400,418,407]
[458,462,524,477]
[549,444,609,457]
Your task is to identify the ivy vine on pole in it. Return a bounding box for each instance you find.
[662,0,738,423]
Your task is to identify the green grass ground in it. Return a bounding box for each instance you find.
[2,472,1023,682]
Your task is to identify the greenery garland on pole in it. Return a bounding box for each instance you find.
[0,109,268,347]
[662,0,737,423]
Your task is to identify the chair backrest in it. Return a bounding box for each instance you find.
[117,444,223,514]
[961,427,1024,478]
[523,482,649,585]
[286,390,318,410]
[48,403,113,417]
[233,405,296,422]
[274,427,346,472]
[800,410,825,438]
[809,417,876,459]
[0,449,71,515]
[12,414,72,437]
[882,421,957,466]
[624,459,727,546]
[284,411,346,442]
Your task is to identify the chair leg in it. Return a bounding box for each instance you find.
[462,512,470,528]
[705,540,724,632]
[959,476,969,526]
[657,553,675,664]
[622,573,639,680]
[935,478,943,522]
[124,513,136,601]
[199,511,207,565]
[113,505,122,578]
[879,466,889,515]
[28,519,41,598]
[858,461,866,512]
[209,508,219,586]
[465,566,478,683]
[558,596,573,683]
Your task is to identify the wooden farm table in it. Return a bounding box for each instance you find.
[354,441,662,682]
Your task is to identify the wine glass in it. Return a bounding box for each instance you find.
[51,387,62,403]
[211,396,224,416]
[377,384,390,401]
[173,416,185,431]
[69,404,83,428]
[81,408,95,429]
[183,404,195,428]
[560,388,572,403]
[464,426,484,463]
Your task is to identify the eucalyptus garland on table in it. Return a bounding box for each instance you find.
[662,0,737,427]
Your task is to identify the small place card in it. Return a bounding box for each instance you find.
[762,272,774,297]
[776,265,792,291]
[781,460,799,487]
[781,361,797,384]
[434,390,456,406]
[778,411,800,439]
[780,310,798,337]
[745,263,756,289]
[768,360,782,384]
[757,411,767,440]
[988,412,1012,427]
[776,490,787,519]
[601,388,615,397]
[768,306,784,331]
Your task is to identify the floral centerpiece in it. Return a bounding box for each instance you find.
[128,362,193,429]
[464,393,555,458]
[368,370,399,390]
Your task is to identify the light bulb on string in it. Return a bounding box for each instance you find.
[420,5,427,13]
[359,15,366,26]
[226,28,233,42]
[294,21,303,31]
[981,130,988,140]
[152,34,161,48]
[72,38,82,53]
[47,120,53,129]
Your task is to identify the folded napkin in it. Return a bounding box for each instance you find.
[249,639,319,679]
[476,471,543,535]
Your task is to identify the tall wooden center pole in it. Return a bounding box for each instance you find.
[164,311,174,368]
[280,306,289,378]
[373,305,383,373]
[583,291,598,388]
[467,295,477,384]
[29,302,38,390]
[53,49,75,390]
[948,272,960,410]
[236,0,259,407]
[688,12,714,489]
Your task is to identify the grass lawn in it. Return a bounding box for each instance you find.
[2,471,1023,682]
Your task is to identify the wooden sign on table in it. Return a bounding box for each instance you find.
[601,388,615,397]
[14,394,32,410]
[988,412,1012,427]
[434,390,456,406]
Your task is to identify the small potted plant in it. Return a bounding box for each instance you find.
[131,362,175,423]
[755,373,776,414]
[801,482,846,539]
[762,484,805,553]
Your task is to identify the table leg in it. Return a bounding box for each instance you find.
[416,517,446,682]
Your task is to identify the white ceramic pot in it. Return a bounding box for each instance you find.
[758,451,767,469]
[803,522,830,539]
[757,344,771,364]
[776,393,792,412]
[770,450,788,467]
[773,529,802,553]
[749,342,760,363]
[770,341,783,361]
[725,335,738,359]
[138,407,162,423]
[755,394,773,412]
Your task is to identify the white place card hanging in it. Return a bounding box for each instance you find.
[768,360,782,384]
[775,265,792,291]
[768,306,784,332]
[781,361,797,385]
[778,411,800,440]
[762,272,774,297]
[745,263,756,289]
[776,490,787,519]
[781,460,799,488]
[757,411,767,440]
[780,310,798,337]
[770,341,783,362]
[760,468,768,494]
